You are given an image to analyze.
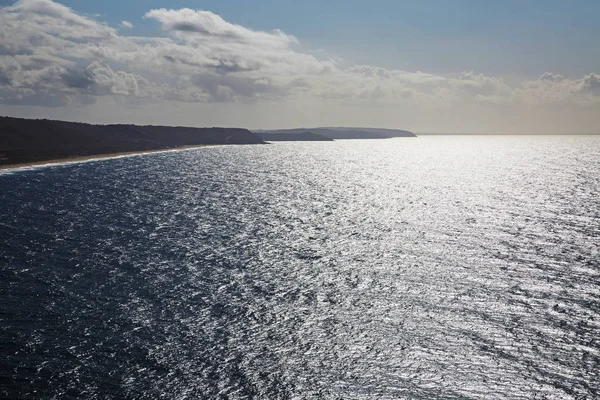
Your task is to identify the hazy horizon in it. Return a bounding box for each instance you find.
[1,0,599,133]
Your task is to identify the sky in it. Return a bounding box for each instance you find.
[0,0,599,133]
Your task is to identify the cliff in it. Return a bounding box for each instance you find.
[0,117,265,166]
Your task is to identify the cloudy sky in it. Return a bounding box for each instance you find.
[1,0,599,133]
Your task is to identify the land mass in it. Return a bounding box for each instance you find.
[254,127,416,140]
[0,117,417,167]
[0,116,265,167]
[257,131,334,142]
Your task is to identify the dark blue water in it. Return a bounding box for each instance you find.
[1,137,599,399]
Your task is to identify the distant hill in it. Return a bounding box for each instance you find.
[0,117,264,166]
[257,131,334,142]
[322,127,416,137]
[253,127,416,140]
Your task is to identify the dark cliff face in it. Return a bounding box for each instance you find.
[0,117,264,166]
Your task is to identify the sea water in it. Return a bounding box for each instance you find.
[1,136,598,399]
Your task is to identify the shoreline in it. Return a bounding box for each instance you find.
[0,144,220,171]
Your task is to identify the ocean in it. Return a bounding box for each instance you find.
[1,136,599,399]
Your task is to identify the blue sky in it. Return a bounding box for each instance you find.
[44,0,600,79]
[1,0,599,132]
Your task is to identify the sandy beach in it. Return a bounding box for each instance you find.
[0,144,218,171]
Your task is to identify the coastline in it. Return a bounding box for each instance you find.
[0,144,219,171]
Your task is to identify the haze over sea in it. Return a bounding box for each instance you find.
[1,136,599,399]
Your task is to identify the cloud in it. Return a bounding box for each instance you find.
[142,7,330,79]
[582,73,600,91]
[517,73,600,106]
[64,62,147,96]
[0,0,598,113]
[0,0,333,104]
[449,71,513,104]
[144,8,296,47]
[539,72,564,82]
[10,0,103,31]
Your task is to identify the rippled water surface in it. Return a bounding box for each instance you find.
[1,136,599,399]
